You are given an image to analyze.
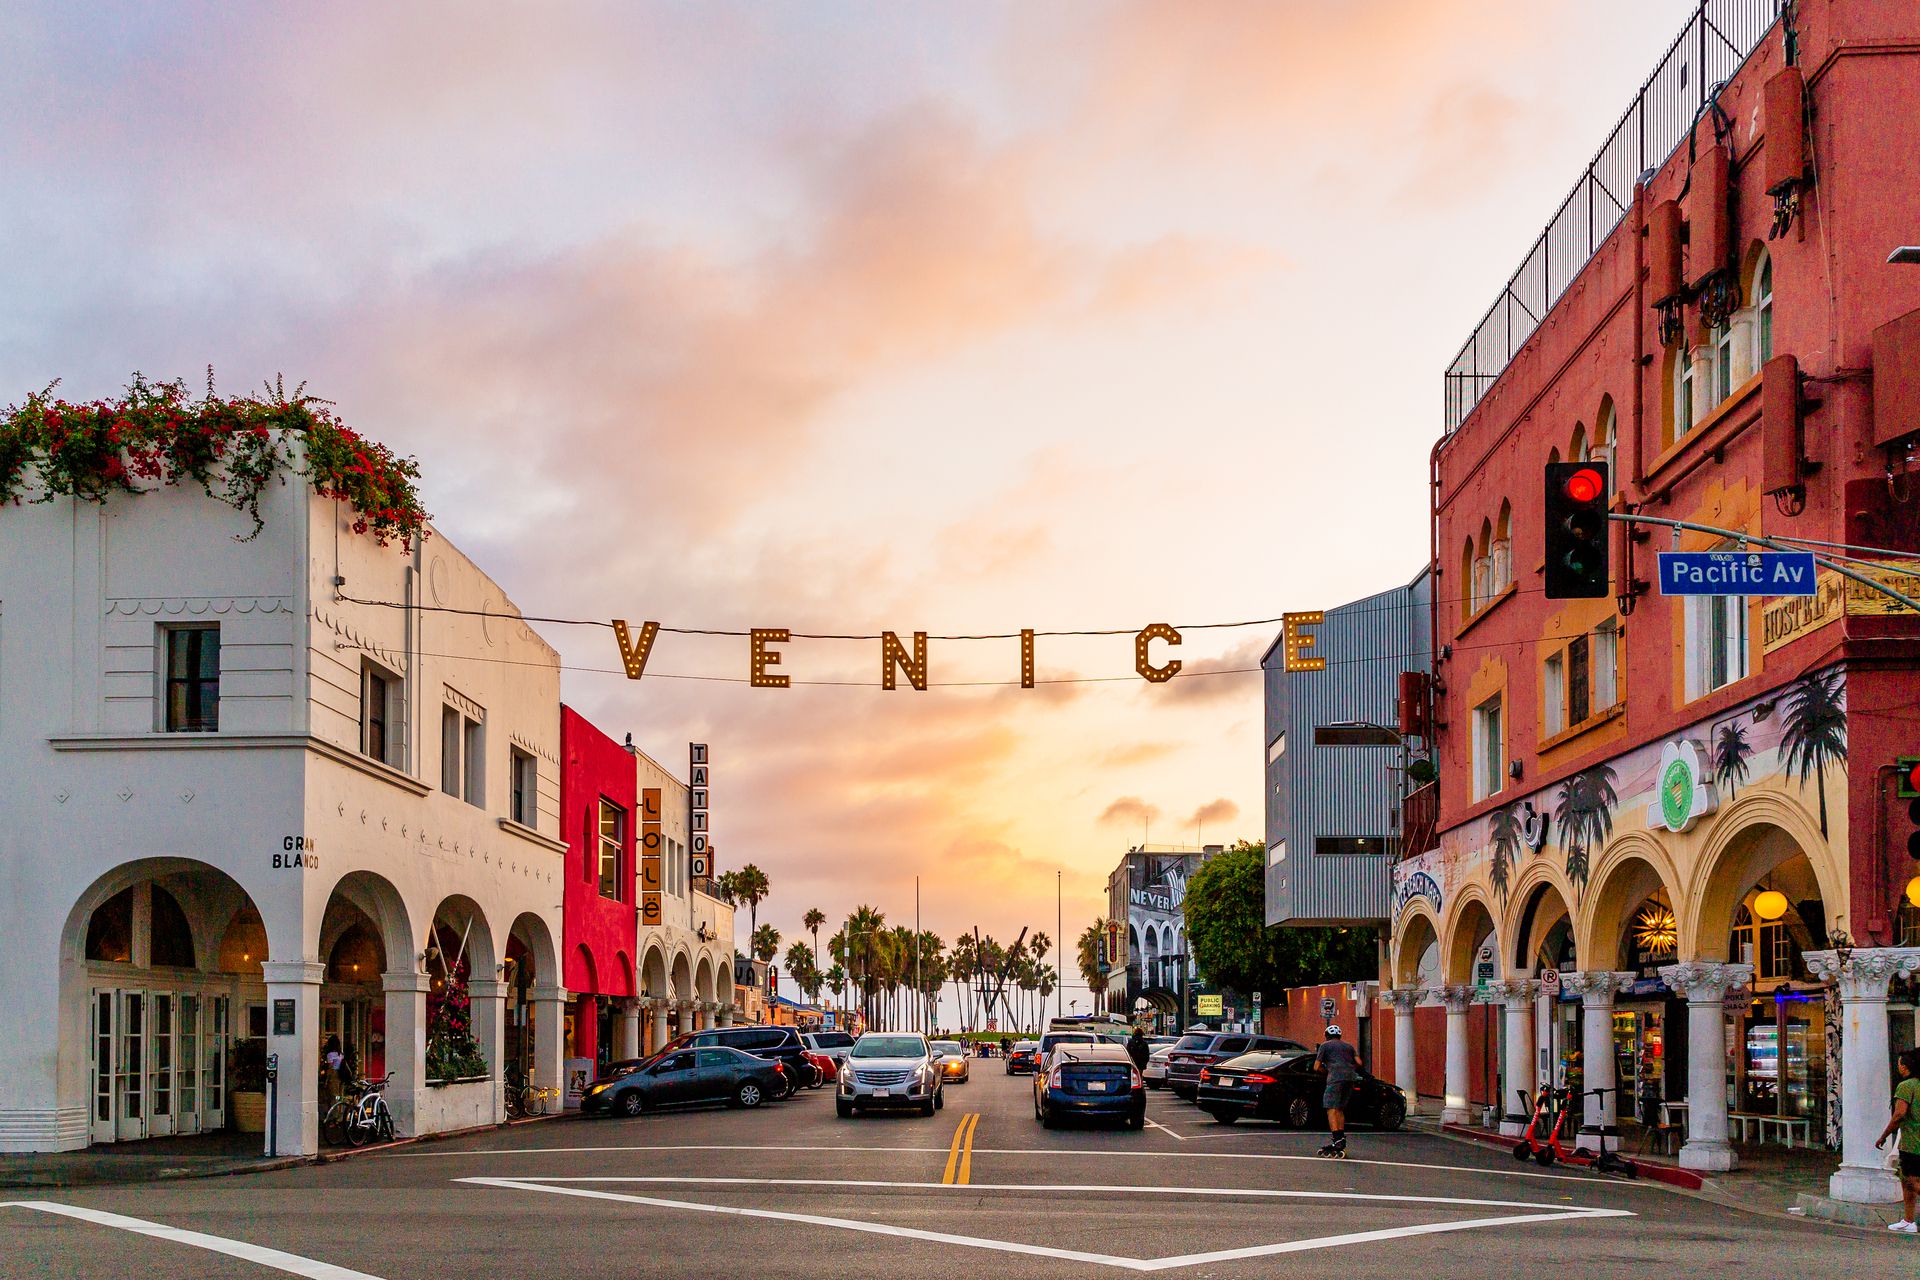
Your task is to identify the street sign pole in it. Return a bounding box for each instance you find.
[1616,513,1920,612]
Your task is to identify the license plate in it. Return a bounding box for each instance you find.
[1086,1081,1107,1092]
[873,1088,891,1098]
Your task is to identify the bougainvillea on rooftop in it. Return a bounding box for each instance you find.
[0,370,429,546]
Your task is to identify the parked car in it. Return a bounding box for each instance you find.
[1004,1039,1041,1075]
[1033,1042,1145,1130]
[836,1033,945,1117]
[802,1050,836,1088]
[1195,1049,1407,1130]
[930,1039,970,1084]
[802,1030,858,1066]
[1142,1044,1175,1089]
[1164,1033,1307,1100]
[581,1045,784,1117]
[1035,1030,1098,1069]
[664,1024,815,1092]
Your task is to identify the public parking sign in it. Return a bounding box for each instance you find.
[1657,549,1817,597]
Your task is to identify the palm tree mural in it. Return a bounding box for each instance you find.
[1553,763,1619,893]
[1488,803,1521,907]
[1781,666,1848,839]
[1713,722,1754,799]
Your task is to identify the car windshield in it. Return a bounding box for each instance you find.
[931,1041,963,1056]
[1014,1041,1038,1051]
[851,1036,926,1059]
[1173,1035,1214,1051]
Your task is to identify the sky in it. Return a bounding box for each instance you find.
[1,0,1705,1012]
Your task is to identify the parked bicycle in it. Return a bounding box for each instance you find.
[322,1076,376,1147]
[339,1075,395,1147]
[504,1075,558,1118]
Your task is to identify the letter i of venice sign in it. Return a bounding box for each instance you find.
[1649,739,1717,833]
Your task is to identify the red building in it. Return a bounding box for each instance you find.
[1386,0,1920,1204]
[560,706,638,1074]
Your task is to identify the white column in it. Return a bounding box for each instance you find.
[1659,961,1753,1173]
[469,979,509,1125]
[693,1002,711,1031]
[1563,970,1636,1148]
[617,998,642,1059]
[1490,980,1536,1135]
[260,960,324,1157]
[382,969,429,1139]
[1808,948,1920,1203]
[648,998,671,1053]
[1380,989,1420,1115]
[530,984,568,1099]
[717,1003,735,1028]
[1440,985,1473,1126]
[675,999,695,1039]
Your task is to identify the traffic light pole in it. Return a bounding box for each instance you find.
[1609,512,1920,614]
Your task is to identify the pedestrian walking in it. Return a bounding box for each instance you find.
[1876,1047,1920,1233]
[1126,1025,1151,1071]
[1314,1024,1361,1158]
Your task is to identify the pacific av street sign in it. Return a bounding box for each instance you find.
[1657,549,1818,597]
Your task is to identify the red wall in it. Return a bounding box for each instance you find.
[1430,0,1920,941]
[561,705,637,998]
[1267,986,1500,1109]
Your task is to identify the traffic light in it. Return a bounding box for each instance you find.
[1544,461,1611,599]
[1894,757,1920,862]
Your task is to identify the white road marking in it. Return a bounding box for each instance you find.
[1143,1117,1185,1141]
[462,1175,1631,1272]
[1,1201,386,1279]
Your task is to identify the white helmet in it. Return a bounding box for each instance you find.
[1325,1024,1342,1038]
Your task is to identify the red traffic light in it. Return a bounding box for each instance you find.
[1907,760,1920,795]
[1562,466,1606,504]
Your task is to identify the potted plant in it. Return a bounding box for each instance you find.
[229,1038,268,1133]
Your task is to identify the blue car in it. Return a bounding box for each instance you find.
[1033,1043,1146,1130]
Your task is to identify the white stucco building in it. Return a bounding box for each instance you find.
[631,748,736,1053]
[0,469,568,1154]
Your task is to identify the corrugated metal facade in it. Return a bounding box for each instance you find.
[1263,570,1432,926]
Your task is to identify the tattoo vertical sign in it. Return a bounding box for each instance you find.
[689,743,711,885]
[640,788,663,929]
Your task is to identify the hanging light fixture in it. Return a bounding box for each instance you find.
[1634,903,1677,956]
[1906,876,1920,909]
[1754,887,1790,922]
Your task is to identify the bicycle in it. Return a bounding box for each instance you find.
[505,1078,559,1117]
[345,1075,396,1147]
[322,1076,380,1147]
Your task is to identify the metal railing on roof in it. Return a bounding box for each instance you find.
[1442,0,1783,435]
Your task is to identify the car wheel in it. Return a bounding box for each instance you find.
[936,1089,946,1110]
[836,1098,854,1118]
[1285,1096,1314,1130]
[619,1090,644,1118]
[1041,1106,1058,1130]
[1206,1108,1239,1126]
[921,1097,937,1117]
[1126,1111,1145,1131]
[1376,1096,1406,1132]
[736,1081,765,1109]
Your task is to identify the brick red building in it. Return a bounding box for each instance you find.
[1385,0,1920,1203]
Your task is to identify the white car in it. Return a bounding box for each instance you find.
[836,1033,945,1118]
[930,1039,970,1084]
[802,1031,858,1066]
[1143,1041,1178,1089]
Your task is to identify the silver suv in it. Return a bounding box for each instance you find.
[835,1033,945,1118]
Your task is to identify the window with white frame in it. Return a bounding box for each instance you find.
[598,800,626,900]
[1684,552,1750,698]
[1567,634,1590,726]
[1594,617,1620,709]
[1753,252,1773,366]
[1712,321,1735,403]
[1673,348,1695,441]
[1543,652,1567,737]
[510,747,537,826]
[1594,403,1617,494]
[360,661,402,765]
[440,703,485,805]
[1472,694,1504,801]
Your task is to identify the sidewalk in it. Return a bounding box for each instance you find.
[0,1111,573,1189]
[1421,1115,1896,1229]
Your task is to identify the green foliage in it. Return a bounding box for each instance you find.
[1183,841,1377,996]
[425,978,489,1081]
[0,371,428,545]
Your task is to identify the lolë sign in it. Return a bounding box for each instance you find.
[640,788,663,927]
[689,743,711,880]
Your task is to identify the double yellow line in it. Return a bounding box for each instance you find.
[941,1112,980,1185]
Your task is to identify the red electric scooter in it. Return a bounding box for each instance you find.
[1511,1086,1555,1163]
[1533,1085,1639,1177]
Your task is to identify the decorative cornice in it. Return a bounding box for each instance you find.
[107,595,293,618]
[1379,988,1421,1013]
[260,960,327,985]
[1559,970,1638,1001]
[1657,961,1754,1000]
[1486,978,1537,1005]
[1438,984,1474,1012]
[1805,947,1920,997]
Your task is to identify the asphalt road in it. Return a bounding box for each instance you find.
[2,1066,1907,1278]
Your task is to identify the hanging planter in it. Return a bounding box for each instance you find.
[0,371,430,547]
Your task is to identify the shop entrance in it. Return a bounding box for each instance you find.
[90,988,230,1144]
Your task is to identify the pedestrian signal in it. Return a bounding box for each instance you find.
[1544,461,1611,599]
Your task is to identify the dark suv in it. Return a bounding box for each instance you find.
[1165,1033,1306,1100]
[665,1025,814,1090]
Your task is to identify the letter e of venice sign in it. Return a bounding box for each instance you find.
[1648,740,1717,833]
[640,788,663,927]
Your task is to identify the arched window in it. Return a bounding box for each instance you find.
[1473,519,1493,611]
[1570,423,1589,464]
[1752,250,1774,365]
[149,885,196,968]
[1671,346,1695,443]
[86,887,135,964]
[1461,538,1477,619]
[1492,502,1513,593]
[1712,320,1735,402]
[1594,400,1617,493]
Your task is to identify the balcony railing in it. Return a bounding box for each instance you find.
[1442,0,1783,435]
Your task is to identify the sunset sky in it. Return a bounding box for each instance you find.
[3,1,1701,1005]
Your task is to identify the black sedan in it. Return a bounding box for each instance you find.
[1004,1040,1040,1075]
[1033,1043,1146,1130]
[1195,1051,1407,1130]
[580,1045,785,1117]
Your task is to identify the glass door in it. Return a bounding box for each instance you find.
[91,990,117,1144]
[116,990,147,1141]
[149,992,176,1136]
[178,994,200,1135]
[203,995,228,1131]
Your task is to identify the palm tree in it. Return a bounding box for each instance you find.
[947,934,978,1028]
[842,906,887,1027]
[752,923,780,964]
[712,870,739,906]
[734,863,771,938]
[824,963,847,1017]
[803,907,826,971]
[1713,721,1755,799]
[1488,803,1520,907]
[1078,920,1109,1015]
[1028,931,1052,1025]
[1552,763,1619,892]
[1781,666,1848,838]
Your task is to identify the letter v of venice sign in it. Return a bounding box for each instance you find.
[1657,550,1817,596]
